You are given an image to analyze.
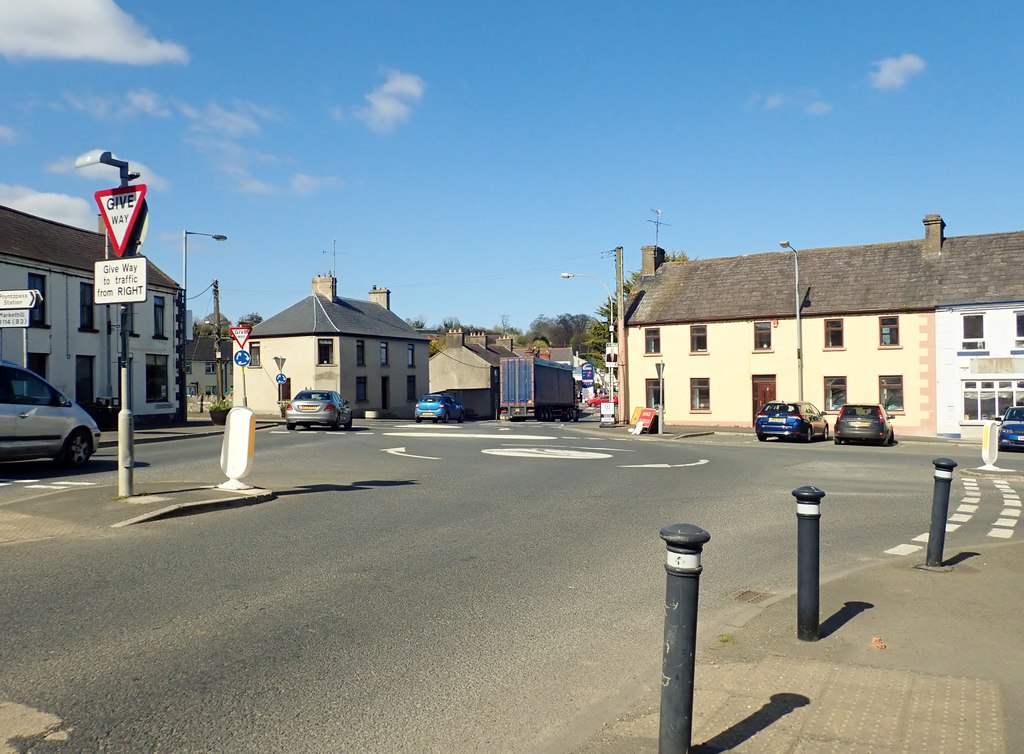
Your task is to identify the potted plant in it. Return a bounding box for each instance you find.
[208,396,232,425]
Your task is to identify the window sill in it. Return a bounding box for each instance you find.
[752,348,774,354]
[28,323,51,329]
[316,363,336,367]
[153,335,168,340]
[823,346,846,352]
[690,408,711,414]
[78,327,100,334]
[644,351,662,357]
[689,350,708,355]
[957,350,990,356]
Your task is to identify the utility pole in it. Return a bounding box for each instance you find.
[213,279,223,400]
[615,246,629,423]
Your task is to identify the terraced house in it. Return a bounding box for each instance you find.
[625,214,1024,439]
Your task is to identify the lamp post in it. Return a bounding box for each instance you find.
[779,241,804,401]
[561,272,618,422]
[656,359,665,434]
[180,231,227,422]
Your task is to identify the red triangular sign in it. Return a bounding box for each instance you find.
[94,184,147,257]
[230,326,252,349]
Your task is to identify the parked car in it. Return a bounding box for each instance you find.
[754,401,829,442]
[997,405,1024,450]
[415,393,465,423]
[833,404,896,446]
[0,360,101,466]
[284,390,352,430]
[585,393,618,407]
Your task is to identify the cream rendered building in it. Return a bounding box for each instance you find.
[624,214,1024,438]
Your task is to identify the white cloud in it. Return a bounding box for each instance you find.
[0,0,188,64]
[763,94,786,110]
[870,53,926,90]
[179,100,281,193]
[56,88,172,119]
[805,101,833,116]
[291,173,339,195]
[749,91,831,116]
[352,69,426,132]
[0,183,97,229]
[0,125,15,144]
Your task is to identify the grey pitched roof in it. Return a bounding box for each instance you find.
[0,204,178,289]
[252,294,429,340]
[185,337,232,361]
[628,229,1024,326]
[463,343,516,366]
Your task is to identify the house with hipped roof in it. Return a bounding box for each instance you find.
[625,214,1024,439]
[0,204,182,425]
[238,276,429,418]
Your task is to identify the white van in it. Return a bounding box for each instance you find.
[0,360,101,467]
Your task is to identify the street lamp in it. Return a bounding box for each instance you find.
[561,272,618,422]
[779,241,804,401]
[180,231,227,422]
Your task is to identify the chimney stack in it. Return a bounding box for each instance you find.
[369,285,391,310]
[445,329,465,349]
[312,274,337,300]
[641,245,666,276]
[466,331,488,348]
[923,214,945,254]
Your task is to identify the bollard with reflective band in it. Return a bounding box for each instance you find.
[659,523,711,754]
[218,406,256,490]
[793,486,825,642]
[925,458,958,568]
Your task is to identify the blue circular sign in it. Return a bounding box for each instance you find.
[275,372,287,384]
[233,350,251,367]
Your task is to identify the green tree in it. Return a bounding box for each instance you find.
[236,312,263,326]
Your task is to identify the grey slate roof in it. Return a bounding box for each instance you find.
[0,204,178,289]
[627,230,1024,326]
[463,343,516,366]
[252,294,429,340]
[185,337,232,362]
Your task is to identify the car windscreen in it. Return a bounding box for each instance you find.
[1004,407,1024,421]
[295,392,330,401]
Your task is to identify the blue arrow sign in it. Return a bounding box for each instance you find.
[275,372,287,384]
[233,350,251,367]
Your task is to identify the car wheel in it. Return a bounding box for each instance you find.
[286,422,295,430]
[457,412,464,424]
[756,434,767,442]
[344,418,352,430]
[834,437,842,445]
[330,415,340,431]
[886,431,895,446]
[804,425,813,443]
[415,417,422,423]
[59,428,92,467]
[441,411,450,424]
[822,424,830,442]
[432,418,438,424]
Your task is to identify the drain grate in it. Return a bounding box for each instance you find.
[731,589,775,604]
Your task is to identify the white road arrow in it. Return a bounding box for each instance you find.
[382,447,440,460]
[618,459,710,468]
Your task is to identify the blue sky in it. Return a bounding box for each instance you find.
[2,1,1022,332]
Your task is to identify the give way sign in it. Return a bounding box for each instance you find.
[230,326,252,349]
[94,184,147,257]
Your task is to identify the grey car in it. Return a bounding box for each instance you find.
[0,360,101,466]
[284,390,353,430]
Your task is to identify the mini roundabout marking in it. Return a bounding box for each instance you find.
[481,447,612,460]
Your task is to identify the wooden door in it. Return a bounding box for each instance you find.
[751,375,776,425]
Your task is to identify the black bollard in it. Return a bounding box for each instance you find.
[659,523,711,754]
[925,458,958,568]
[794,486,826,642]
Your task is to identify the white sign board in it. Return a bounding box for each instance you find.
[0,290,39,309]
[0,310,29,328]
[94,257,148,304]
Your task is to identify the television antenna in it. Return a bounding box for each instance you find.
[647,209,671,249]
[322,238,340,277]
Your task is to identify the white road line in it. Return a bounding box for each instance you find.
[885,544,921,556]
[957,504,979,513]
[1000,508,1021,517]
[52,481,97,486]
[912,533,929,542]
[988,528,1014,539]
[25,485,64,490]
[385,432,553,440]
[945,523,961,532]
[993,518,1018,528]
[948,513,971,522]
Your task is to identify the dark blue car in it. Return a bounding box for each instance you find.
[755,401,829,442]
[998,406,1024,450]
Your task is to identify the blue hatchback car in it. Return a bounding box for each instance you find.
[997,406,1024,450]
[754,401,829,443]
[415,393,465,424]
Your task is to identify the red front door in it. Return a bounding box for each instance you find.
[752,376,776,426]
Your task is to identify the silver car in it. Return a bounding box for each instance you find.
[284,390,353,430]
[0,360,101,467]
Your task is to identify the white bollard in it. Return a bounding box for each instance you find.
[218,406,256,490]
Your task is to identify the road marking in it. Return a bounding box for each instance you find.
[52,481,97,486]
[384,432,553,440]
[619,460,709,468]
[988,528,1014,539]
[885,544,921,556]
[482,448,611,460]
[24,485,65,490]
[957,504,979,513]
[382,447,440,460]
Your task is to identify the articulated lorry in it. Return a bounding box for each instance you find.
[499,356,580,422]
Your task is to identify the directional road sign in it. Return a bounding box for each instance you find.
[0,290,41,309]
[275,373,287,385]
[230,326,252,350]
[0,310,29,328]
[234,350,252,367]
[94,184,147,257]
